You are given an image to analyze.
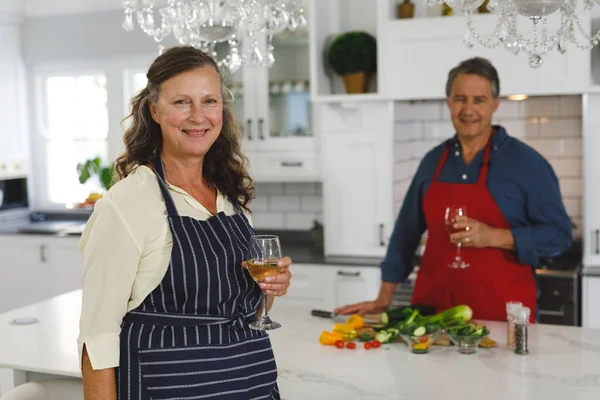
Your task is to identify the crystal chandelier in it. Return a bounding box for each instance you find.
[429,0,599,68]
[121,0,307,73]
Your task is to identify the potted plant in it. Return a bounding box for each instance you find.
[76,157,115,207]
[326,31,377,94]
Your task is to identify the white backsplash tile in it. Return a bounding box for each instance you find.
[500,120,539,138]
[422,121,455,140]
[251,183,323,230]
[522,96,561,118]
[285,212,322,230]
[560,96,582,117]
[540,119,582,137]
[494,99,522,119]
[301,195,323,212]
[394,121,422,142]
[251,211,285,229]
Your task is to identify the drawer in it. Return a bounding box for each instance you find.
[537,276,576,304]
[317,102,392,132]
[258,152,320,180]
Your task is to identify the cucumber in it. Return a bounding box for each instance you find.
[413,326,426,337]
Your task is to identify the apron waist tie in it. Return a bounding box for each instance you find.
[123,310,255,329]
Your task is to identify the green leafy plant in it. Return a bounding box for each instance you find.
[327,31,377,76]
[76,157,115,191]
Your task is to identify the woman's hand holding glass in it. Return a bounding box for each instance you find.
[242,235,292,330]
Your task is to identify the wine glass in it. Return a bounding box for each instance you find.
[246,235,283,330]
[445,205,470,269]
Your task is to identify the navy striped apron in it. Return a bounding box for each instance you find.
[116,155,280,400]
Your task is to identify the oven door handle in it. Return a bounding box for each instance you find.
[538,306,565,317]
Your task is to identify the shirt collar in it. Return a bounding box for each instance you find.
[448,125,509,152]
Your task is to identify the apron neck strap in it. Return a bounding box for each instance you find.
[150,153,180,217]
[433,136,493,184]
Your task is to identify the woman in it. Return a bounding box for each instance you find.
[77,46,292,399]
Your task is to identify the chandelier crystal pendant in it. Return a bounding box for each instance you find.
[121,0,308,73]
[429,0,599,68]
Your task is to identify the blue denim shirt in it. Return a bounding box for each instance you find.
[381,125,573,283]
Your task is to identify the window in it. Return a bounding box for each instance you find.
[42,74,108,205]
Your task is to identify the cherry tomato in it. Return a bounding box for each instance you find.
[371,340,381,348]
[335,340,344,349]
[364,342,372,350]
[346,342,356,349]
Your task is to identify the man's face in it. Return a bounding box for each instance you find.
[447,73,499,140]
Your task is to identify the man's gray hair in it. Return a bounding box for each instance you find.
[445,57,500,99]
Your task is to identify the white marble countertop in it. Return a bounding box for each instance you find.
[2,291,600,399]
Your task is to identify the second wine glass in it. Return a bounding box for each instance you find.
[445,205,470,269]
[246,235,283,330]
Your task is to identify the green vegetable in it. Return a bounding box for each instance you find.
[413,326,426,337]
[446,323,489,337]
[416,305,473,329]
[359,333,374,342]
[374,328,399,344]
[380,304,436,325]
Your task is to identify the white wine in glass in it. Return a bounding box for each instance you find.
[247,235,283,330]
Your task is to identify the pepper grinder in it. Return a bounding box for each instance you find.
[514,306,531,355]
[506,301,522,350]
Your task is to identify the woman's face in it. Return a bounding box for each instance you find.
[150,65,223,161]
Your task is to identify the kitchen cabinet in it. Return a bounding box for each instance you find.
[0,18,28,166]
[583,93,600,267]
[277,264,381,311]
[0,236,81,314]
[376,2,590,99]
[232,33,318,182]
[319,101,394,258]
[582,275,600,329]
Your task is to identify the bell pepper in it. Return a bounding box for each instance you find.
[332,323,358,341]
[319,330,344,345]
[346,314,365,329]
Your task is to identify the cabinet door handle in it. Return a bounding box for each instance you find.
[281,161,303,167]
[40,244,47,263]
[246,119,253,140]
[379,223,385,246]
[538,306,565,317]
[596,230,599,254]
[337,270,360,277]
[258,118,265,140]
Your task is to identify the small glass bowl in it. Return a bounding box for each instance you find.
[446,332,488,354]
[399,324,441,354]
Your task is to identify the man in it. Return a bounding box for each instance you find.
[334,57,573,323]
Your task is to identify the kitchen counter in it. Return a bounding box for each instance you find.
[1,291,600,399]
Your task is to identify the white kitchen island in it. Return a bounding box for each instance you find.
[1,291,600,399]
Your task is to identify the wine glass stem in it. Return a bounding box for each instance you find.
[456,241,462,260]
[262,291,269,318]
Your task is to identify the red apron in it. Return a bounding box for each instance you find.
[411,139,537,323]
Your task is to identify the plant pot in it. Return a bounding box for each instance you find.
[397,0,415,19]
[478,0,490,13]
[343,72,368,94]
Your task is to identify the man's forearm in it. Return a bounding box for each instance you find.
[491,228,516,251]
[377,281,399,306]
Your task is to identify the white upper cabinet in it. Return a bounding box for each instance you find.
[375,1,591,100]
[233,32,318,182]
[0,17,28,167]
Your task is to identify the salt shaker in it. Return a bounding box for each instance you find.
[506,301,522,350]
[514,306,531,355]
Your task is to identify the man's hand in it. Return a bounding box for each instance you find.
[450,216,515,250]
[333,299,389,316]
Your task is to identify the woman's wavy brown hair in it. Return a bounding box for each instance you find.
[115,46,254,210]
